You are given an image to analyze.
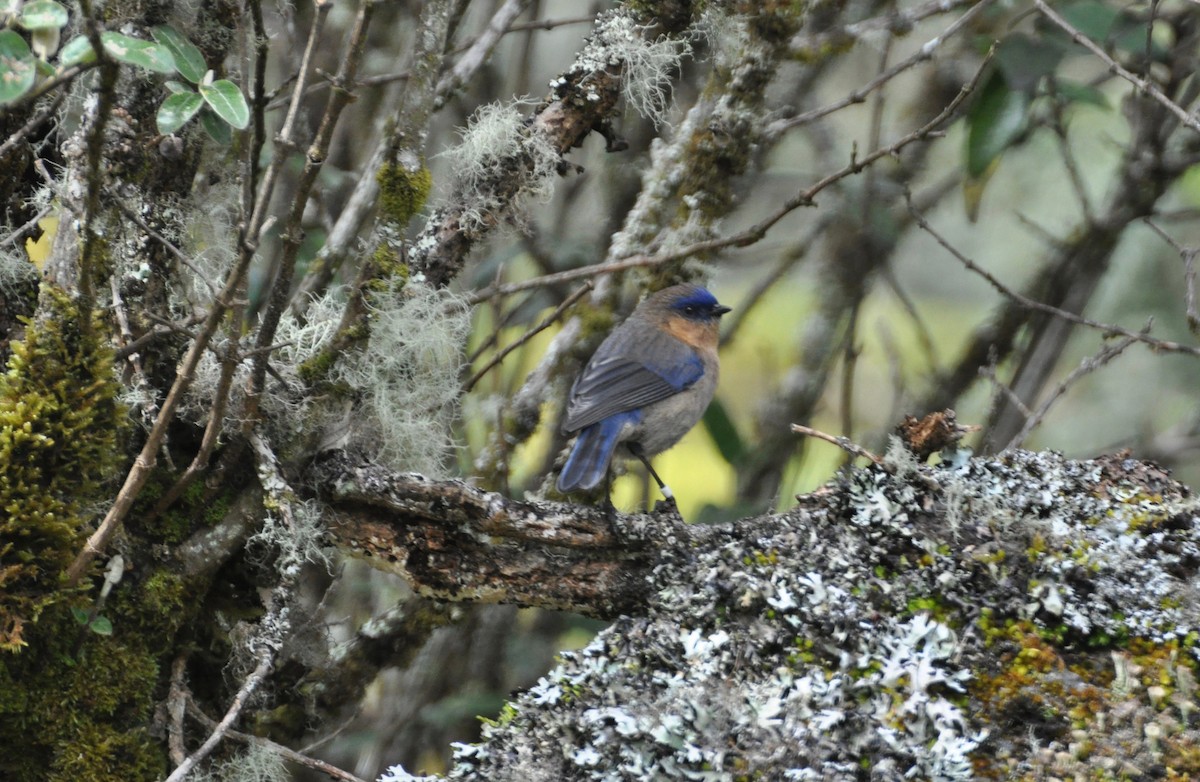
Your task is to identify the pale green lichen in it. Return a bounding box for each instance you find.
[332,281,471,475]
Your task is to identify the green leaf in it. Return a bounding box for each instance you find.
[69,606,89,625]
[58,35,95,67]
[0,30,37,103]
[199,78,249,129]
[157,90,203,134]
[702,398,746,466]
[100,31,175,73]
[19,0,67,30]
[89,615,113,635]
[1054,79,1110,109]
[199,107,232,144]
[1056,1,1119,41]
[151,24,206,83]
[164,79,189,94]
[965,69,1030,179]
[995,33,1065,92]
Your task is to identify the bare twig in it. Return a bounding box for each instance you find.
[471,48,995,305]
[790,423,883,464]
[770,0,996,137]
[114,200,218,296]
[1143,217,1200,332]
[1034,0,1200,135]
[164,654,273,782]
[167,655,189,766]
[905,193,1200,358]
[465,280,593,391]
[981,361,1035,423]
[1005,331,1141,450]
[0,205,50,249]
[185,698,367,782]
[436,0,531,103]
[290,0,455,315]
[244,0,375,423]
[0,92,64,160]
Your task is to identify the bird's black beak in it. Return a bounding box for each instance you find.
[714,304,732,316]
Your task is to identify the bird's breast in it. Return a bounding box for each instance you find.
[624,359,719,456]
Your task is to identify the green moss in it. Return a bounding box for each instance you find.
[0,601,168,782]
[50,723,163,782]
[127,471,232,545]
[0,286,123,651]
[376,161,432,227]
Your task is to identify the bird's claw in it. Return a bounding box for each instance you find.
[652,496,678,514]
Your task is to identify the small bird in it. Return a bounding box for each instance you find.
[557,284,731,506]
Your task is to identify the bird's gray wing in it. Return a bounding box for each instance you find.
[562,324,703,433]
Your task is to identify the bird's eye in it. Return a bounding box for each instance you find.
[683,305,697,315]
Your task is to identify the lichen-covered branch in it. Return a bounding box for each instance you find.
[317,457,695,618]
[369,448,1200,781]
[410,6,697,287]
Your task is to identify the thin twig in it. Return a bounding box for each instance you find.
[791,423,882,464]
[1143,217,1200,332]
[64,0,314,582]
[243,0,375,427]
[471,47,996,305]
[436,0,531,103]
[0,62,95,111]
[465,280,593,391]
[1034,0,1200,135]
[0,92,64,160]
[981,361,1034,421]
[0,206,50,249]
[1005,331,1141,451]
[905,192,1200,358]
[770,0,997,137]
[164,654,273,782]
[165,432,303,782]
[167,654,189,766]
[114,200,219,296]
[185,698,367,782]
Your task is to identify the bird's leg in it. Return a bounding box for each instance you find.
[602,467,617,522]
[628,443,677,514]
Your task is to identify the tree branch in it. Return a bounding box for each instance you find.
[316,458,701,619]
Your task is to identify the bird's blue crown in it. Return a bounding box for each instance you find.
[670,287,723,320]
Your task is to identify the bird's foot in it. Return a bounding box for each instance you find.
[652,485,678,515]
[602,497,618,523]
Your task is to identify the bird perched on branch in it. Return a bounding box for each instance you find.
[557,284,730,508]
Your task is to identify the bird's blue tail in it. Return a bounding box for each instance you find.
[558,411,641,492]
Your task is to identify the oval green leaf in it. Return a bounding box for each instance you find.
[995,33,1065,93]
[19,0,67,30]
[151,24,206,83]
[199,78,249,129]
[100,31,175,73]
[157,90,203,134]
[58,34,95,67]
[89,615,113,635]
[0,30,37,103]
[702,398,746,467]
[199,107,232,145]
[965,69,1030,178]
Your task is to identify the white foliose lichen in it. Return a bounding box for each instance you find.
[388,450,1200,780]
